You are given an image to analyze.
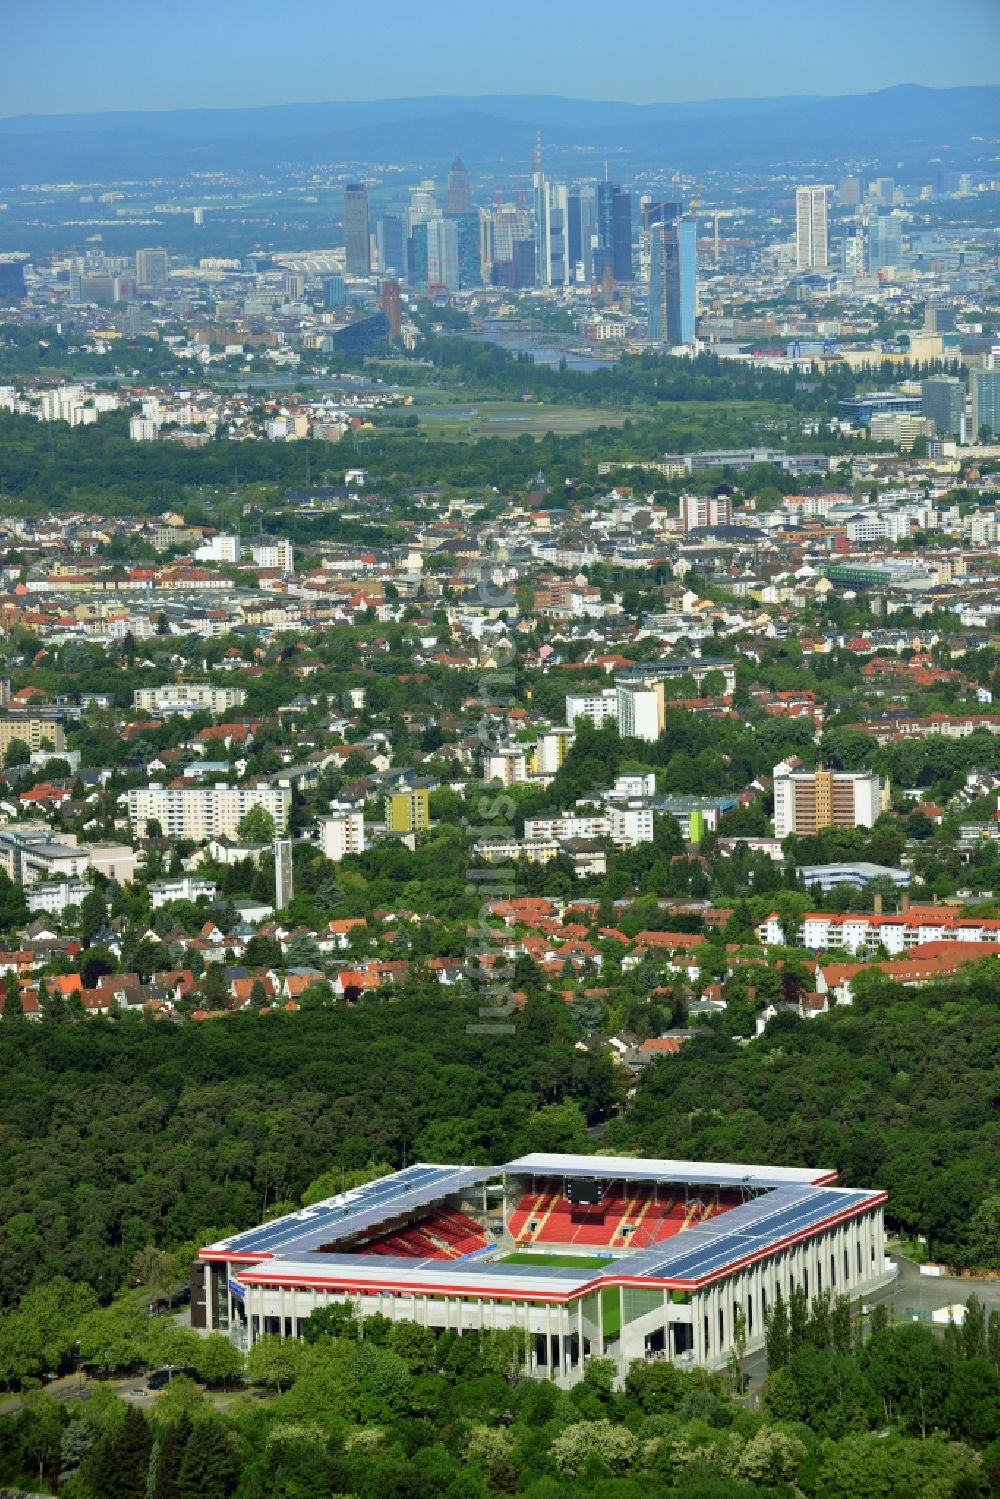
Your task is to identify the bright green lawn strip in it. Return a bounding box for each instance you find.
[499,1252,612,1269]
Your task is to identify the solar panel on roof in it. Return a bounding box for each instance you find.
[209,1164,496,1258]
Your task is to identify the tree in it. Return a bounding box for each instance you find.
[729,1303,748,1391]
[550,1419,639,1477]
[200,964,229,1011]
[765,1286,789,1370]
[3,971,23,1021]
[0,870,29,931]
[131,1244,180,1301]
[76,1297,146,1371]
[303,1301,361,1343]
[789,1283,810,1354]
[175,1418,239,1499]
[236,805,276,843]
[246,1332,305,1390]
[4,736,30,768]
[108,1404,154,1499]
[284,931,323,970]
[60,1416,96,1481]
[151,1412,192,1499]
[17,1390,66,1488]
[142,1319,201,1373]
[36,978,66,1023]
[817,1431,984,1499]
[190,1333,245,1388]
[344,1341,413,1421]
[79,888,108,944]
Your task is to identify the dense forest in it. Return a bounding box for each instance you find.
[0,965,996,1329]
[1,1295,999,1498]
[0,986,616,1311]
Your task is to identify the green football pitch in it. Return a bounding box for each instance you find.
[498,1253,621,1341]
[499,1251,613,1269]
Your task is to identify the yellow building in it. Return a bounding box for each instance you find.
[0,717,67,755]
[385,788,430,834]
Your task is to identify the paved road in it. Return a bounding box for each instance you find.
[867,1253,1000,1320]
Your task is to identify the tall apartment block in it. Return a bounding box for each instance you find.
[772,762,886,840]
[385,788,430,834]
[126,784,291,840]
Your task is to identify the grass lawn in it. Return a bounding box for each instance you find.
[499,1251,613,1270]
[602,1286,621,1341]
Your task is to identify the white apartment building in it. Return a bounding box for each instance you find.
[523,814,609,843]
[679,494,732,532]
[0,825,92,886]
[133,683,247,715]
[607,803,654,846]
[772,762,887,840]
[318,807,366,862]
[194,534,242,565]
[148,874,218,908]
[869,413,935,452]
[483,747,530,786]
[126,783,290,840]
[26,878,92,915]
[39,386,94,426]
[616,683,663,742]
[565,689,619,729]
[129,416,159,442]
[759,910,1000,956]
[845,510,915,545]
[608,773,657,800]
[248,537,295,573]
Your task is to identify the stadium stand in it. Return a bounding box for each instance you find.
[359,1208,488,1260]
[507,1180,743,1249]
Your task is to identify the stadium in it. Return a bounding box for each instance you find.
[195,1153,891,1383]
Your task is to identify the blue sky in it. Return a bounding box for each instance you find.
[3,0,999,117]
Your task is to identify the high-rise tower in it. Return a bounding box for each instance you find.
[646,202,696,346]
[795,185,828,270]
[344,183,371,276]
[595,180,633,283]
[447,155,472,214]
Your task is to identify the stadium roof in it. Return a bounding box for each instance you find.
[504,1153,837,1190]
[232,1183,884,1297]
[202,1155,887,1297]
[201,1163,496,1261]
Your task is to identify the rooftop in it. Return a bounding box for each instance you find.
[202,1154,884,1296]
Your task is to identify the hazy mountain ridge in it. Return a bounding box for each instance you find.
[1,85,997,184]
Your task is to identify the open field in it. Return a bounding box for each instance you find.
[410,398,647,438]
[406,394,774,441]
[499,1251,613,1269]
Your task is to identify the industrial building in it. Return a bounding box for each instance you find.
[195,1153,891,1384]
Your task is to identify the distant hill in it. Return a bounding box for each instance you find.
[0,85,997,184]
